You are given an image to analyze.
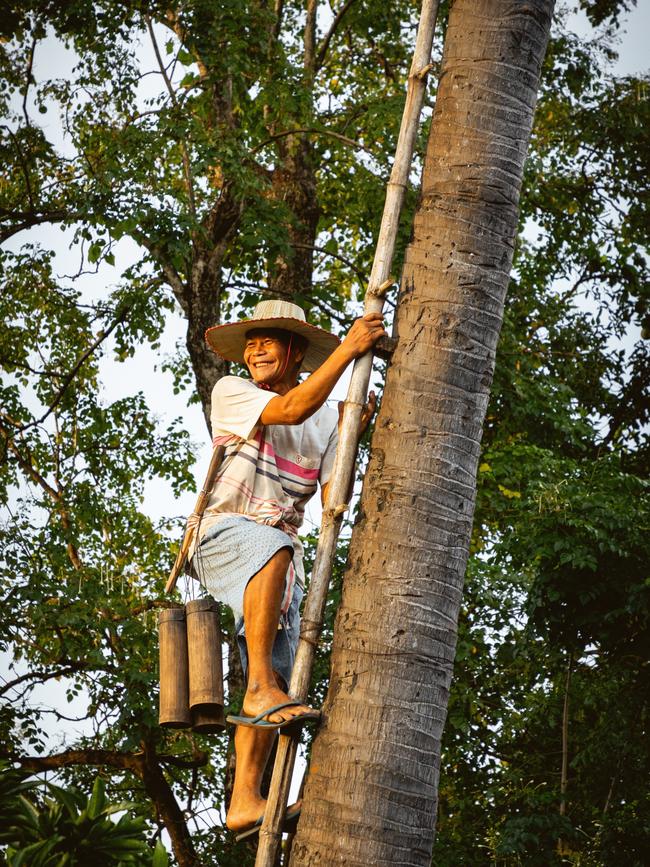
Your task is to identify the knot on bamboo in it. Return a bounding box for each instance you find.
[367,277,395,298]
[327,503,348,519]
[300,618,322,647]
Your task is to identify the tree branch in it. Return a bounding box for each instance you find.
[7,748,138,773]
[131,229,188,312]
[0,426,60,501]
[1,125,36,216]
[146,16,197,220]
[0,662,91,697]
[0,209,74,244]
[140,741,201,867]
[251,125,376,158]
[4,305,130,441]
[316,0,360,69]
[158,751,209,769]
[304,0,318,81]
[292,241,368,285]
[22,34,37,128]
[272,0,284,42]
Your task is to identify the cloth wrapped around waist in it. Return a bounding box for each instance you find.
[189,514,297,622]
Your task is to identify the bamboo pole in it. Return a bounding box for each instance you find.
[165,444,225,594]
[254,2,440,863]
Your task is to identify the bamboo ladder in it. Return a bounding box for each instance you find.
[254,2,440,864]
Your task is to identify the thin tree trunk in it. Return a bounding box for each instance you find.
[268,138,320,303]
[291,1,554,863]
[560,654,571,817]
[557,651,572,855]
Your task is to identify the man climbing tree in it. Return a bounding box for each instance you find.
[188,300,384,840]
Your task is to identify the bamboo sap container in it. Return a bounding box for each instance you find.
[186,597,225,733]
[158,605,191,728]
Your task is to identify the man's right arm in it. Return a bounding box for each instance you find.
[260,313,386,426]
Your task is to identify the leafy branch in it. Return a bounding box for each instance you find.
[0,662,94,698]
[145,16,197,221]
[316,0,361,69]
[2,305,130,442]
[251,125,376,158]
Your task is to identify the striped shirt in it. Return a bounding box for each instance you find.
[192,376,338,589]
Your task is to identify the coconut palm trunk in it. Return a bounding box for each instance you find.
[290,1,555,864]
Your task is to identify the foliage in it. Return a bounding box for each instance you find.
[0,767,168,866]
[433,5,649,864]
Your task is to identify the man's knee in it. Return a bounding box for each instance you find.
[274,546,293,567]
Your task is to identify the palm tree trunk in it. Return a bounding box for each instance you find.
[291,1,554,863]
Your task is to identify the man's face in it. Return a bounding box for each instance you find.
[243,329,290,386]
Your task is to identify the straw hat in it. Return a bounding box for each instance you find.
[205,299,341,373]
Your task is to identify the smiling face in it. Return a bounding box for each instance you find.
[243,328,305,390]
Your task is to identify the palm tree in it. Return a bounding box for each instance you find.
[292,1,555,863]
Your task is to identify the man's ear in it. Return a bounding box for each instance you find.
[292,345,306,366]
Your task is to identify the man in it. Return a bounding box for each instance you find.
[190,299,386,838]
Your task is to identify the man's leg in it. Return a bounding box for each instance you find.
[226,547,312,832]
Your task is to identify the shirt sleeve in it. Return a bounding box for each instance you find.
[319,413,339,486]
[210,376,277,441]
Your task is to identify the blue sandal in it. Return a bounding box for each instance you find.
[226,700,320,730]
[235,805,301,842]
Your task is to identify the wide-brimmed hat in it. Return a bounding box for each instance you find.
[205,299,340,373]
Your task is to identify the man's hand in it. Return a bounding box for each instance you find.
[340,312,387,361]
[261,312,386,427]
[338,390,377,442]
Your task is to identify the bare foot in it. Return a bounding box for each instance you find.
[226,794,267,832]
[243,682,316,725]
[227,798,302,833]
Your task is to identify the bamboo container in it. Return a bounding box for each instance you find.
[158,605,191,728]
[186,597,225,733]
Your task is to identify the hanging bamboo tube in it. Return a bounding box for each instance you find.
[186,597,226,733]
[254,1,440,863]
[158,605,191,728]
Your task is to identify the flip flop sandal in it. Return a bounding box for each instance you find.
[226,700,321,731]
[235,806,301,843]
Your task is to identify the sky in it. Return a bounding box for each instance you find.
[2,0,648,796]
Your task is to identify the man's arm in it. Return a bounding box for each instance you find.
[259,313,385,426]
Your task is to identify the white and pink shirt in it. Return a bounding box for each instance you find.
[191,376,339,591]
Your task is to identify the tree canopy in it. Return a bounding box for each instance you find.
[1,0,648,864]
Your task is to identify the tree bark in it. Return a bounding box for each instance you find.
[268,137,320,303]
[291,1,554,864]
